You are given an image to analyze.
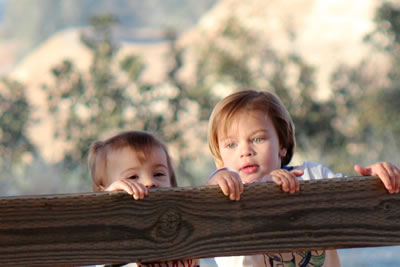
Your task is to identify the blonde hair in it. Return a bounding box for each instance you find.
[208,89,295,167]
[88,131,177,191]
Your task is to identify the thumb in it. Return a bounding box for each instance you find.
[354,164,371,176]
[291,169,304,177]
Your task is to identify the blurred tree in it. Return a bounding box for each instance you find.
[0,79,36,170]
[329,1,400,167]
[42,14,129,171]
[371,1,400,135]
[42,14,208,186]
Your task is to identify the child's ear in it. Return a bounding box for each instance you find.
[279,148,287,158]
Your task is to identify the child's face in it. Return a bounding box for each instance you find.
[104,146,172,188]
[217,110,287,184]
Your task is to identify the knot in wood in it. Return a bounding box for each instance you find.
[154,209,181,241]
[383,202,392,211]
[305,232,314,239]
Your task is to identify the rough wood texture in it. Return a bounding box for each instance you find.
[1,176,399,266]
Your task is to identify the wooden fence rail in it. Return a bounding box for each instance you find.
[1,176,400,266]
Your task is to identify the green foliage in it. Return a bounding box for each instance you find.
[41,15,208,185]
[372,2,400,49]
[329,1,400,167]
[42,15,134,170]
[0,79,36,169]
[120,55,144,81]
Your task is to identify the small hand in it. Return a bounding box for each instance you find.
[105,179,149,200]
[263,169,303,194]
[208,169,244,201]
[354,162,400,194]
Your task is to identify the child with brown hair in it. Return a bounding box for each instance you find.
[207,89,400,267]
[89,130,199,267]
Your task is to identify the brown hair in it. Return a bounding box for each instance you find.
[208,89,295,167]
[88,131,177,191]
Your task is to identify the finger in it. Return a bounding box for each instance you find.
[282,176,293,193]
[271,175,283,186]
[277,173,293,193]
[106,181,134,195]
[129,183,145,200]
[285,174,296,194]
[138,183,150,199]
[231,176,242,201]
[218,179,230,197]
[291,170,302,191]
[237,176,244,199]
[225,177,239,201]
[376,167,393,193]
[130,181,150,200]
[394,167,400,193]
[292,169,304,177]
[285,172,297,194]
[354,165,371,176]
[382,163,396,194]
[277,175,290,193]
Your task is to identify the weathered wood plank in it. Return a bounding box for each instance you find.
[1,176,399,266]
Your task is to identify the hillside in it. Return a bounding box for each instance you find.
[9,0,386,162]
[0,0,217,58]
[10,28,171,161]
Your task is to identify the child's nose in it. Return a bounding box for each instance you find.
[142,175,157,188]
[240,143,254,158]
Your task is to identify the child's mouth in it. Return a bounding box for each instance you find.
[240,165,259,174]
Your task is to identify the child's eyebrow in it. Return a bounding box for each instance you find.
[152,163,168,170]
[250,129,268,136]
[218,136,234,143]
[121,167,140,176]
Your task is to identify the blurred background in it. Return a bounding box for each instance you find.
[0,0,400,266]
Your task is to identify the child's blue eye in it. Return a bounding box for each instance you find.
[154,172,166,177]
[226,143,237,149]
[252,137,264,144]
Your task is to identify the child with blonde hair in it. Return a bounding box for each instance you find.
[89,130,199,267]
[207,89,400,267]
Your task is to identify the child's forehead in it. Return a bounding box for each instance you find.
[218,109,272,136]
[108,144,166,161]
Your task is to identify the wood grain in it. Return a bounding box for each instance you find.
[0,176,399,266]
